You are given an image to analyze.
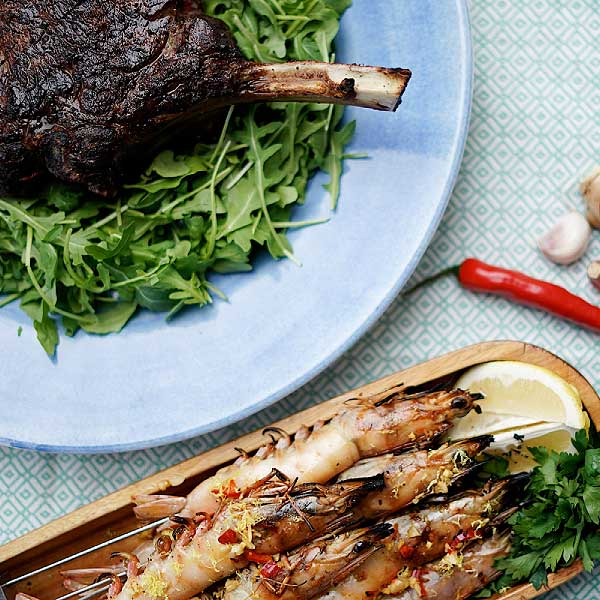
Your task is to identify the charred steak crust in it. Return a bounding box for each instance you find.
[0,2,411,196]
[0,0,246,196]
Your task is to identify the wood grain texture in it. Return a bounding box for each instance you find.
[0,341,596,600]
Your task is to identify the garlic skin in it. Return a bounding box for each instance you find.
[580,166,600,228]
[538,211,591,265]
[588,260,600,291]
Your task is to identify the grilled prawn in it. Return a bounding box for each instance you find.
[203,436,492,554]
[317,476,525,600]
[134,389,481,520]
[380,532,511,600]
[108,473,383,600]
[66,437,490,597]
[342,436,492,521]
[221,523,394,600]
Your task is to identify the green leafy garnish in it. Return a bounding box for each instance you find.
[483,428,600,593]
[0,0,355,356]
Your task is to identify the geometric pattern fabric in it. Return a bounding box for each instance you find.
[1,1,600,596]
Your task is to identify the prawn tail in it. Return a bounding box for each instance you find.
[456,434,495,453]
[435,435,496,488]
[132,494,186,521]
[499,471,530,492]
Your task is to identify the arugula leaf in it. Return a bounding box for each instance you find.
[80,302,137,335]
[33,302,59,357]
[46,184,84,212]
[218,177,261,238]
[85,223,136,260]
[323,109,356,209]
[149,150,194,178]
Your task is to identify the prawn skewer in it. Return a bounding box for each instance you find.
[70,435,492,600]
[254,436,492,554]
[317,475,525,600]
[65,435,491,598]
[380,532,512,600]
[134,389,481,520]
[216,476,521,600]
[108,473,383,600]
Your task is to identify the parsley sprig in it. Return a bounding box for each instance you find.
[482,429,600,594]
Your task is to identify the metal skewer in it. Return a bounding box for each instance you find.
[2,518,169,588]
[55,572,126,600]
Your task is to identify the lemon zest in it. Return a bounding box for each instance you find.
[138,570,169,600]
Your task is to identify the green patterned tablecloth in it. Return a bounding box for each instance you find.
[2,1,599,597]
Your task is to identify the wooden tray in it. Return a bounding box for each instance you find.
[1,341,598,600]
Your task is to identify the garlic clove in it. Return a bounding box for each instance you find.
[538,211,592,265]
[588,260,600,291]
[580,166,600,228]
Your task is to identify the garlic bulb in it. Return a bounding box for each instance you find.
[538,211,591,265]
[580,166,600,228]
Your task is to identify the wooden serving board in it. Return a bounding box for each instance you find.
[0,341,598,600]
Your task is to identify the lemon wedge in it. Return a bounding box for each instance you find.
[450,360,590,472]
[488,423,578,472]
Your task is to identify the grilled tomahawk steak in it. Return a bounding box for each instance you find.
[0,1,411,196]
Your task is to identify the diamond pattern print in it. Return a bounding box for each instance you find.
[1,1,600,597]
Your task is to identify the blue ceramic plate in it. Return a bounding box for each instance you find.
[0,1,472,452]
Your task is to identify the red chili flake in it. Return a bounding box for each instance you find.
[212,479,241,499]
[260,561,283,580]
[224,480,241,498]
[451,527,478,551]
[399,545,415,559]
[412,569,427,598]
[217,528,238,544]
[244,550,273,564]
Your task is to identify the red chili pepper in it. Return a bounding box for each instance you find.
[217,528,238,544]
[457,258,600,332]
[409,258,600,333]
[260,560,283,580]
[399,544,415,559]
[244,550,272,564]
